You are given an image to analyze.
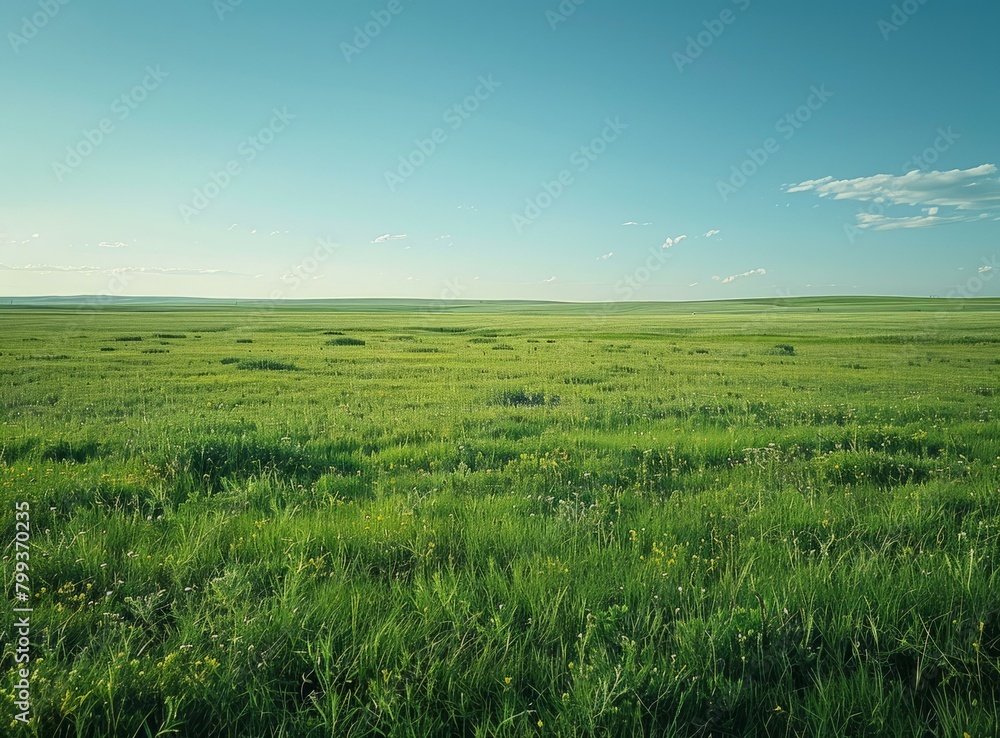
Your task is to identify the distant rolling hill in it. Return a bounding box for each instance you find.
[2,295,999,314]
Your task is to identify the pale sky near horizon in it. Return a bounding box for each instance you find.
[2,1,999,301]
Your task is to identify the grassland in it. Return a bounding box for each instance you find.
[2,298,999,737]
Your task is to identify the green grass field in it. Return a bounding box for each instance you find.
[2,298,999,737]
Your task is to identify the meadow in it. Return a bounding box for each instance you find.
[1,298,999,737]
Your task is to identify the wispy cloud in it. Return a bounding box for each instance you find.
[99,241,129,248]
[128,266,258,277]
[719,268,766,284]
[854,212,991,231]
[1,263,99,273]
[662,235,687,249]
[0,263,256,278]
[543,276,557,284]
[371,234,408,244]
[597,252,614,261]
[786,164,1000,230]
[980,265,994,274]
[703,229,720,238]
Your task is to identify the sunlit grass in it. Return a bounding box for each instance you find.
[1,303,998,736]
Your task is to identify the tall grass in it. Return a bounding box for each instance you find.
[1,306,998,736]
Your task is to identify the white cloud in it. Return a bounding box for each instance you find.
[786,165,1000,230]
[99,241,128,249]
[720,268,766,284]
[597,252,614,261]
[31,234,39,238]
[980,265,994,274]
[703,229,720,238]
[227,224,238,231]
[662,235,687,249]
[543,276,557,284]
[371,234,408,244]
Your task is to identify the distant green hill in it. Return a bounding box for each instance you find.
[3,295,1000,314]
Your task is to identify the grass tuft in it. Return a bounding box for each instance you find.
[236,359,299,371]
[491,388,560,407]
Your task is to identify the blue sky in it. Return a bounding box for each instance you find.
[2,0,998,301]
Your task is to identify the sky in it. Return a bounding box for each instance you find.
[2,0,999,302]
